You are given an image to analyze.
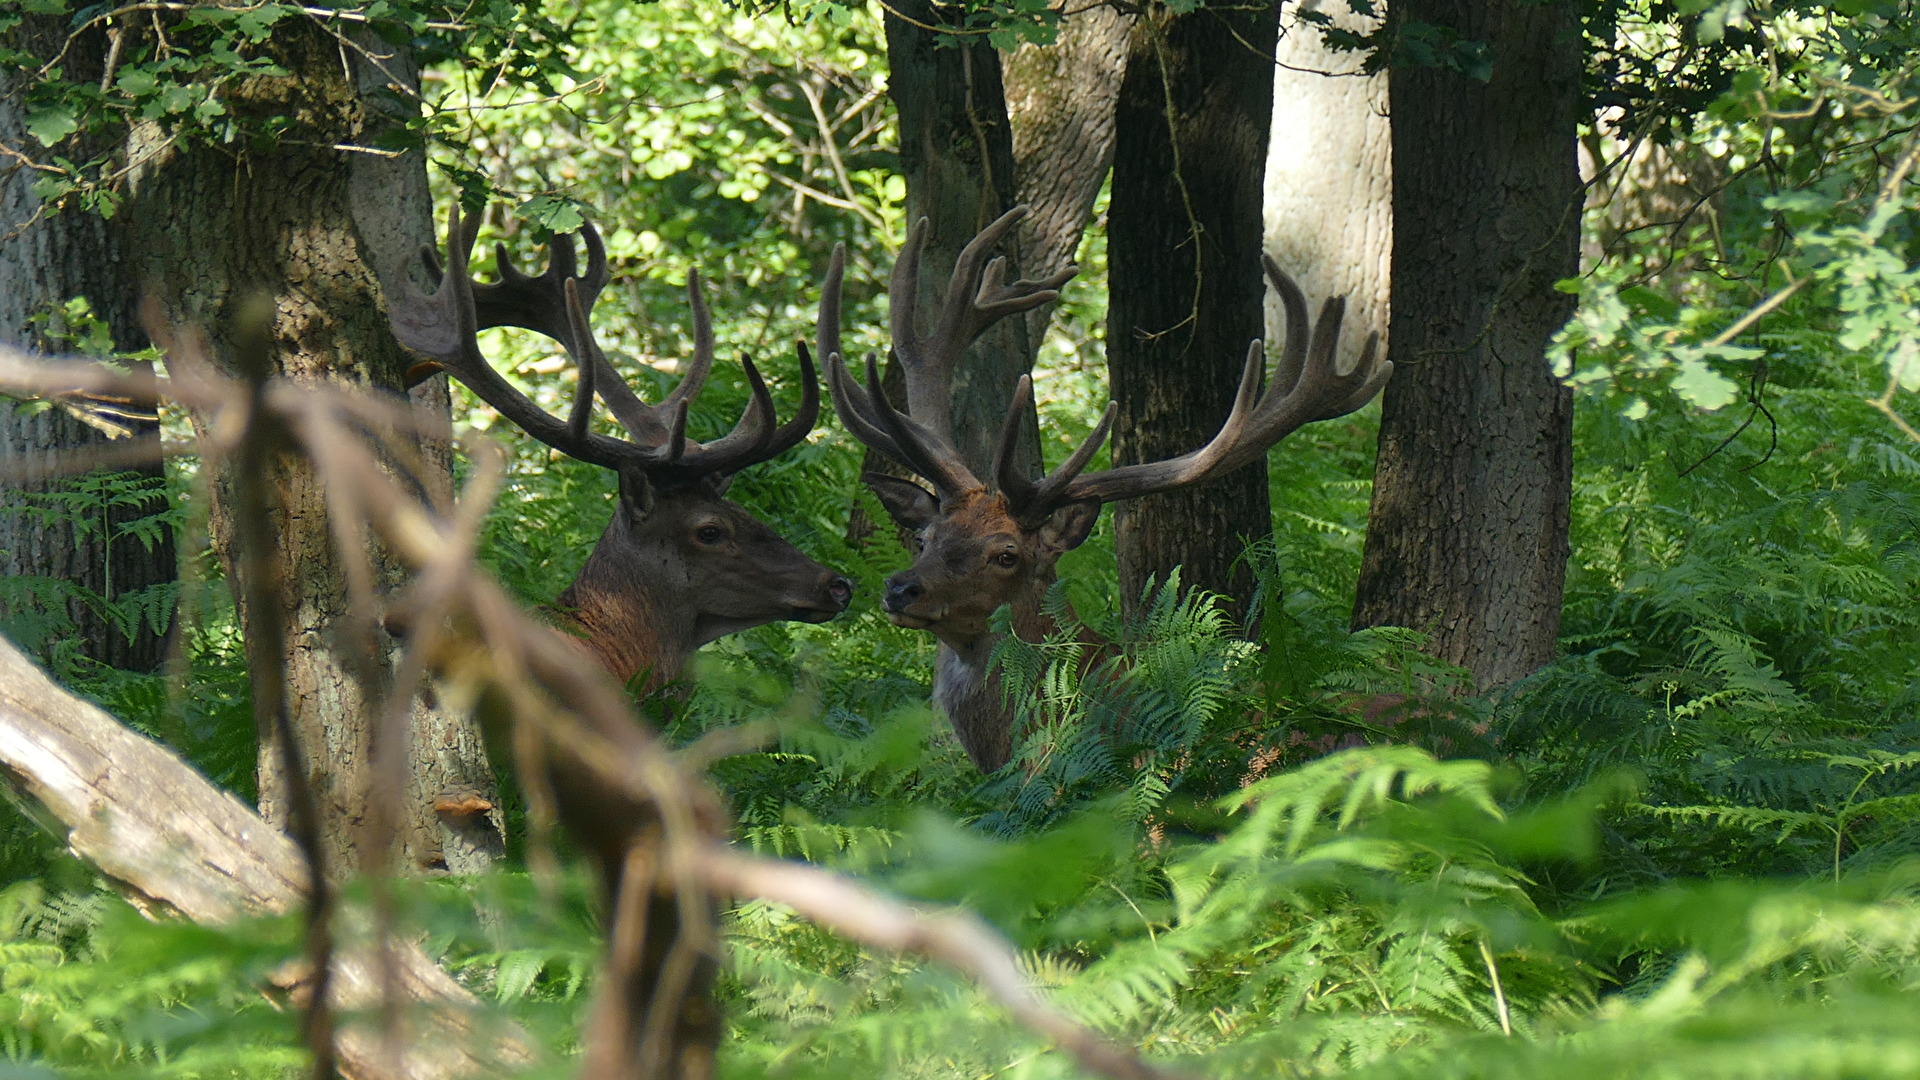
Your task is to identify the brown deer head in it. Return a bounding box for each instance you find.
[824,207,1388,770]
[390,205,852,689]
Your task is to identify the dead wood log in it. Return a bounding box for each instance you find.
[0,633,541,1080]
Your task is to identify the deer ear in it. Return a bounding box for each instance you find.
[864,474,938,530]
[1037,500,1100,555]
[618,467,657,519]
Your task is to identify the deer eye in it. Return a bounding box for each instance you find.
[992,551,1019,569]
[694,524,726,545]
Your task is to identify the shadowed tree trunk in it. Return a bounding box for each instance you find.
[880,0,1039,478]
[1350,0,1581,688]
[118,19,498,876]
[1107,2,1281,627]
[0,15,175,673]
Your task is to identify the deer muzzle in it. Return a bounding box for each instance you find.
[790,572,855,623]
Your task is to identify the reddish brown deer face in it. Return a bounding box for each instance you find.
[867,477,1098,641]
[823,206,1388,771]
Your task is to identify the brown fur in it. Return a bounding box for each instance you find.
[870,481,1104,771]
[552,481,851,694]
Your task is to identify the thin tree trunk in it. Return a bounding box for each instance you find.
[1350,0,1581,688]
[1004,4,1133,349]
[1107,4,1280,627]
[119,20,497,875]
[881,0,1038,477]
[0,15,175,673]
[1263,0,1390,369]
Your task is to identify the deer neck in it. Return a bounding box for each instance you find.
[553,550,693,697]
[929,564,1083,773]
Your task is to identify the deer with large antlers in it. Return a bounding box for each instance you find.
[389,206,853,692]
[824,208,1389,773]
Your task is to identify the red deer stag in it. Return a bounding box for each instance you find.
[824,208,1389,772]
[390,205,853,692]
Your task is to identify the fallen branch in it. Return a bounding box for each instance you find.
[0,635,541,1080]
[700,847,1185,1080]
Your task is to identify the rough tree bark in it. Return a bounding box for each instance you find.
[1350,0,1581,688]
[0,632,539,1079]
[118,20,498,875]
[1263,0,1390,369]
[881,0,1040,477]
[1004,4,1134,349]
[0,15,175,673]
[1107,3,1281,626]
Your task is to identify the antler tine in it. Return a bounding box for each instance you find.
[751,340,822,464]
[674,353,776,476]
[1264,253,1313,398]
[660,270,716,413]
[1053,263,1389,508]
[889,207,1077,434]
[1028,401,1117,512]
[861,351,979,498]
[824,349,907,463]
[471,217,611,342]
[818,243,846,373]
[1318,332,1390,419]
[991,375,1039,508]
[561,279,598,443]
[990,375,1118,518]
[554,270,682,454]
[388,204,657,471]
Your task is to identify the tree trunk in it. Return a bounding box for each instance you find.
[1263,0,1390,369]
[0,15,175,673]
[119,20,498,875]
[0,631,540,1079]
[1004,5,1134,349]
[1107,3,1281,627]
[1350,0,1581,688]
[881,0,1039,477]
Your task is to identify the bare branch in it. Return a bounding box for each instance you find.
[700,848,1185,1080]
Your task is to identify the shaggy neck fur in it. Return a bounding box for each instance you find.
[553,545,692,698]
[930,562,1101,773]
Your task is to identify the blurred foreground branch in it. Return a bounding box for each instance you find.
[0,342,1182,1080]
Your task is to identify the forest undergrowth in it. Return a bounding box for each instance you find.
[5,1,1920,1076]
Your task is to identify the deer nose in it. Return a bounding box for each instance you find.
[826,575,854,609]
[883,574,923,612]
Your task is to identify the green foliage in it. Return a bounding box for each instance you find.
[9,1,1920,1077]
[0,468,179,673]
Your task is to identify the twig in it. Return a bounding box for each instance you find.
[221,301,339,1080]
[700,848,1184,1080]
[1867,371,1920,446]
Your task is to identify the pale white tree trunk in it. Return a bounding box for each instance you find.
[1263,1,1390,368]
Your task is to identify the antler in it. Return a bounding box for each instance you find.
[389,204,823,483]
[824,205,1075,500]
[990,256,1390,520]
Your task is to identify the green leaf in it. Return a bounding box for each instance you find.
[1620,285,1680,321]
[25,104,78,147]
[233,3,288,39]
[516,195,585,235]
[114,66,158,97]
[1669,348,1743,411]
